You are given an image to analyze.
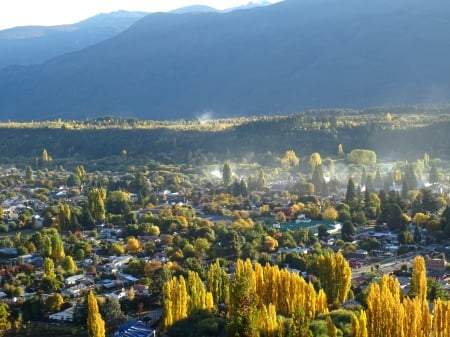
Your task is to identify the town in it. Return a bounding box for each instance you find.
[0,148,448,337]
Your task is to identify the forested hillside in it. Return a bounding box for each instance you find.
[0,107,449,169]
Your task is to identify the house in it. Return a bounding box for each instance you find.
[49,307,75,322]
[425,257,446,273]
[113,320,155,337]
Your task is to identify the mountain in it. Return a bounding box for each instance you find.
[0,11,148,70]
[170,5,217,14]
[1,0,450,121]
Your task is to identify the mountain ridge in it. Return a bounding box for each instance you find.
[1,0,450,121]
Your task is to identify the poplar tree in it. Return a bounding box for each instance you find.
[433,298,450,337]
[315,252,352,304]
[223,162,232,187]
[410,255,427,301]
[227,259,259,337]
[87,290,105,337]
[207,259,230,305]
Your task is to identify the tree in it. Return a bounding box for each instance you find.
[0,303,10,331]
[347,149,376,165]
[341,221,355,242]
[42,149,50,162]
[88,189,106,223]
[207,259,230,305]
[87,290,105,337]
[101,297,127,330]
[106,190,131,215]
[410,256,427,301]
[338,144,344,156]
[227,259,259,337]
[345,178,356,207]
[315,252,352,304]
[61,255,77,274]
[126,237,141,253]
[25,165,33,181]
[281,150,300,168]
[67,174,81,187]
[45,293,64,313]
[223,162,232,187]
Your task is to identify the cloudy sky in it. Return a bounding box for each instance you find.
[0,0,282,30]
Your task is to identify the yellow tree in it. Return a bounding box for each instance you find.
[326,315,338,337]
[162,276,188,331]
[357,310,368,337]
[367,274,404,337]
[433,298,450,337]
[316,252,352,304]
[281,150,300,168]
[413,212,430,227]
[338,144,344,156]
[321,207,338,221]
[410,255,427,301]
[87,290,105,337]
[126,237,141,253]
[316,289,328,315]
[206,259,230,305]
[259,304,278,337]
[187,271,207,314]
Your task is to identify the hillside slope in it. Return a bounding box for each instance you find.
[1,0,450,120]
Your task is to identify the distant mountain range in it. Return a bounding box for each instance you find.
[0,11,148,70]
[1,0,450,121]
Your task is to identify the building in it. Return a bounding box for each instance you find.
[113,320,155,337]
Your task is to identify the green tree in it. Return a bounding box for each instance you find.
[25,165,33,181]
[45,293,64,313]
[105,190,131,215]
[223,162,232,187]
[61,255,77,274]
[345,178,356,207]
[347,149,376,165]
[88,189,106,223]
[227,259,259,337]
[100,297,127,330]
[87,290,105,337]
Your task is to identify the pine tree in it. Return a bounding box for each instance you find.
[87,290,105,337]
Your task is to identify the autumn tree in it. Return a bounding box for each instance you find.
[281,150,300,168]
[410,256,427,301]
[227,259,259,337]
[87,290,106,337]
[206,259,230,305]
[315,252,352,304]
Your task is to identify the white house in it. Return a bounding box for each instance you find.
[49,307,75,322]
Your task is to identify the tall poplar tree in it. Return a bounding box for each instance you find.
[87,290,105,337]
[227,259,259,337]
[410,256,427,301]
[223,162,232,187]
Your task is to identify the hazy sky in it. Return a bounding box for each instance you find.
[0,1,281,30]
